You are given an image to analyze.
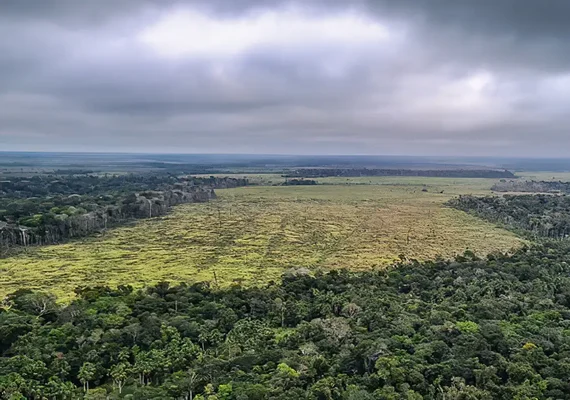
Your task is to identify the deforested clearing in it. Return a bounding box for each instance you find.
[0,181,523,299]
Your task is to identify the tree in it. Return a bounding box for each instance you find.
[43,377,75,399]
[271,363,300,391]
[439,377,493,400]
[165,369,199,400]
[6,290,57,317]
[309,377,342,400]
[78,362,96,393]
[110,362,131,394]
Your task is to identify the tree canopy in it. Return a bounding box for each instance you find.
[2,242,570,399]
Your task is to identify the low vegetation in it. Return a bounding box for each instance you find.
[0,183,522,300]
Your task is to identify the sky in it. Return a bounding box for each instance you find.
[1,0,569,156]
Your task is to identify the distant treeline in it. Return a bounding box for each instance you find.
[284,168,516,179]
[492,180,570,194]
[53,169,96,175]
[0,175,248,250]
[281,179,318,186]
[448,194,570,239]
[0,174,246,199]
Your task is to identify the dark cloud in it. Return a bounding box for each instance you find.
[8,0,568,40]
[1,0,569,156]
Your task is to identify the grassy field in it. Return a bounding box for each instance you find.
[0,178,524,300]
[197,173,505,191]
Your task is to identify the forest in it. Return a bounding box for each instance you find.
[448,194,570,239]
[283,169,516,179]
[3,242,570,399]
[0,175,248,250]
[0,175,248,199]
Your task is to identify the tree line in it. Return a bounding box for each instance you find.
[447,194,570,240]
[2,242,570,398]
[281,179,318,186]
[0,174,247,199]
[284,169,516,179]
[0,174,248,251]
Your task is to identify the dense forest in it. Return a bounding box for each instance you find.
[0,175,248,199]
[492,180,570,194]
[2,243,570,399]
[447,194,570,239]
[0,175,248,250]
[284,169,516,179]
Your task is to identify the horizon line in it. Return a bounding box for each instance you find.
[2,151,570,160]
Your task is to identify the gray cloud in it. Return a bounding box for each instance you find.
[1,0,569,156]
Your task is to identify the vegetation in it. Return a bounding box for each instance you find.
[516,172,570,182]
[0,174,183,198]
[0,175,247,250]
[281,179,318,186]
[448,194,570,240]
[492,180,570,193]
[4,159,553,399]
[0,152,528,178]
[0,174,248,203]
[284,168,516,179]
[3,242,570,399]
[0,184,522,300]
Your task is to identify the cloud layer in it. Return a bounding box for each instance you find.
[1,0,569,156]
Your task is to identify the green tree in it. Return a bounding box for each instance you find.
[78,362,96,393]
[110,362,131,394]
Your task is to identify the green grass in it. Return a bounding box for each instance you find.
[0,179,524,300]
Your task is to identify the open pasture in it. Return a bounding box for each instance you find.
[0,179,523,300]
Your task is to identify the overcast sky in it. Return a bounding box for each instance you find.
[1,0,569,156]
